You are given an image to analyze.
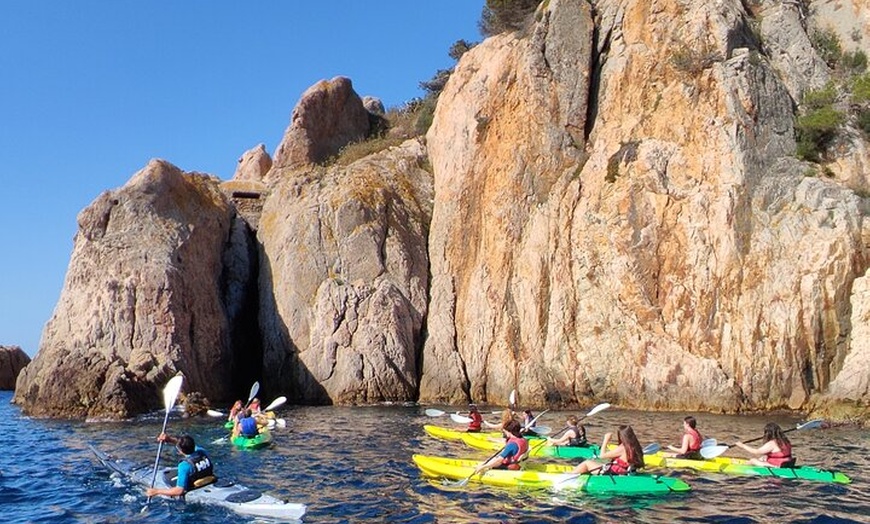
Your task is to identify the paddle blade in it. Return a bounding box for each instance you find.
[483,420,500,429]
[642,443,660,455]
[529,425,552,436]
[700,445,729,459]
[701,438,717,448]
[424,408,446,417]
[162,375,184,412]
[585,402,611,417]
[797,419,824,431]
[276,418,287,427]
[206,409,225,418]
[509,389,516,406]
[264,396,287,412]
[450,413,473,424]
[248,381,260,402]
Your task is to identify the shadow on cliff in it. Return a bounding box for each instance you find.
[257,248,330,405]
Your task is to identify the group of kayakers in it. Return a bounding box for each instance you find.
[463,407,794,477]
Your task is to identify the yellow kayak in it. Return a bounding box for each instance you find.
[412,454,690,494]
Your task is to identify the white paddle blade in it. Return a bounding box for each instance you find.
[509,390,517,406]
[483,420,500,429]
[797,419,824,431]
[450,413,473,424]
[586,402,611,417]
[424,408,446,417]
[248,381,260,401]
[162,375,184,412]
[206,409,225,418]
[701,438,717,448]
[700,445,729,459]
[642,443,661,455]
[264,396,287,412]
[276,418,286,427]
[529,425,552,436]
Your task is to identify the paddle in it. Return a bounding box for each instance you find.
[529,402,611,455]
[445,446,505,487]
[552,443,660,490]
[426,408,502,418]
[521,409,549,433]
[699,419,824,459]
[209,395,286,418]
[143,374,184,510]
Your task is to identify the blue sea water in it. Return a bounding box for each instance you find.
[0,390,867,523]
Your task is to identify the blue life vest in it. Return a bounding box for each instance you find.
[240,416,258,437]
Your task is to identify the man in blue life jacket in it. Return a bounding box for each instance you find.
[144,433,214,498]
[233,408,259,438]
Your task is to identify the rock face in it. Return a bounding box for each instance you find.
[258,139,432,404]
[419,0,868,412]
[14,0,870,420]
[233,144,272,182]
[0,345,30,390]
[272,76,372,169]
[13,160,239,418]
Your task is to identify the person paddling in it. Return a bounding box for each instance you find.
[233,409,260,439]
[470,419,529,476]
[144,433,214,498]
[465,404,484,432]
[667,416,703,459]
[735,422,795,467]
[547,415,588,447]
[227,400,244,423]
[571,425,644,475]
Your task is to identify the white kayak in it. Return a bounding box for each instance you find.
[89,445,306,520]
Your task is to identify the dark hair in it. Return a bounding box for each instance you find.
[617,425,645,468]
[504,419,523,438]
[176,435,196,455]
[469,404,479,413]
[684,416,697,429]
[763,422,791,448]
[244,408,252,417]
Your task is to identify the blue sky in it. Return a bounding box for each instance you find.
[1,1,484,357]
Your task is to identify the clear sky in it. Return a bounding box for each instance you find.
[0,1,485,357]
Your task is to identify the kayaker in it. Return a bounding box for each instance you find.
[470,419,529,476]
[520,409,536,435]
[466,404,484,432]
[667,416,703,459]
[144,433,214,498]
[250,398,262,414]
[547,415,588,447]
[227,400,244,423]
[570,425,644,475]
[735,422,794,467]
[233,408,259,438]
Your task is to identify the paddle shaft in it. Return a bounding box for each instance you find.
[738,423,813,446]
[145,404,173,505]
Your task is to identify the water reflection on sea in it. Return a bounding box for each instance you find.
[1,391,866,523]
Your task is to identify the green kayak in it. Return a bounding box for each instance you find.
[412,454,690,495]
[644,453,851,484]
[231,429,273,450]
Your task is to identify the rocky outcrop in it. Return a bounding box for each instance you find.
[258,138,432,404]
[272,76,372,170]
[419,0,868,412]
[233,144,272,182]
[13,160,238,418]
[0,346,29,390]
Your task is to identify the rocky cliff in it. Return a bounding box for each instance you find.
[13,0,870,420]
[0,345,30,390]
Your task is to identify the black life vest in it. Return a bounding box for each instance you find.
[567,425,587,447]
[182,449,214,491]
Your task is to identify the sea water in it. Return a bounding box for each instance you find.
[0,390,867,523]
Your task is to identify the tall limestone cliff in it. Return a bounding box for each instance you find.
[13,160,239,418]
[419,0,870,413]
[13,0,870,420]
